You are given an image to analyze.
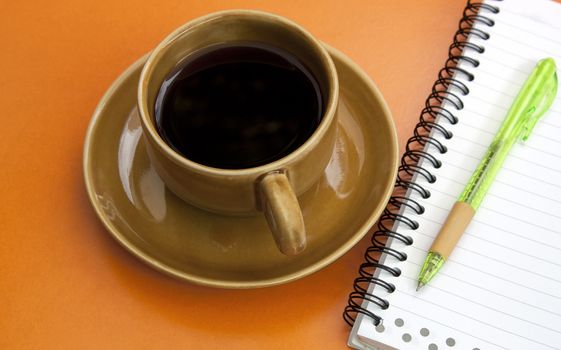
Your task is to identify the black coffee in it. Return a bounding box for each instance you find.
[154,43,323,169]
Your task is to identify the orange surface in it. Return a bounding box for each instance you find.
[1,1,466,348]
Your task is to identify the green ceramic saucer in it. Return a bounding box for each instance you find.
[83,45,398,288]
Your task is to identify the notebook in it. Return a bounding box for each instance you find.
[344,0,561,349]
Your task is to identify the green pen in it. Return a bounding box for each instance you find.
[417,58,558,291]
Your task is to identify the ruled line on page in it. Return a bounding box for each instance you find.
[452,118,561,147]
[423,212,561,254]
[415,215,561,268]
[445,140,561,175]
[433,171,561,208]
[461,104,561,132]
[486,32,561,61]
[499,6,561,32]
[400,259,561,310]
[412,214,561,266]
[460,92,561,115]
[476,44,561,74]
[461,41,561,80]
[465,92,561,121]
[460,93,561,127]
[464,47,533,74]
[468,64,524,88]
[408,228,561,285]
[428,149,561,190]
[451,110,561,145]
[391,292,559,350]
[399,275,561,332]
[418,190,561,246]
[448,56,561,118]
[388,304,508,350]
[443,148,561,189]
[415,208,561,259]
[402,246,561,301]
[466,78,561,107]
[447,133,561,170]
[462,84,561,118]
[424,186,561,231]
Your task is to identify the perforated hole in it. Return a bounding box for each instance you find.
[402,333,412,343]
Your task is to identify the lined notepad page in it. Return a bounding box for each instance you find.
[350,1,561,349]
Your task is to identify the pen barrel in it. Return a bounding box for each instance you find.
[430,201,475,259]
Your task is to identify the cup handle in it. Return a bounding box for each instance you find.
[258,172,307,256]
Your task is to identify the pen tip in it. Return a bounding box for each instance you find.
[416,282,424,292]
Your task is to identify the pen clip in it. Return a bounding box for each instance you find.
[520,59,558,141]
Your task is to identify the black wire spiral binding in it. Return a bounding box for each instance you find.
[343,0,501,327]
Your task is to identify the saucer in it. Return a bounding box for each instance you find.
[83,45,398,288]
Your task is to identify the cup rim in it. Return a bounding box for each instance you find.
[137,9,339,176]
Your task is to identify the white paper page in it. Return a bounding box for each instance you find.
[351,1,561,349]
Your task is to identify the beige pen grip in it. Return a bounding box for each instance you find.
[430,202,475,259]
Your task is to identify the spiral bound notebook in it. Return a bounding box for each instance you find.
[344,0,561,349]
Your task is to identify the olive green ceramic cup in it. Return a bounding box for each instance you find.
[137,10,339,256]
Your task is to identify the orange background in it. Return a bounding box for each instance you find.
[1,1,466,348]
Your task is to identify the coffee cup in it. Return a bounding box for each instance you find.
[137,10,339,255]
